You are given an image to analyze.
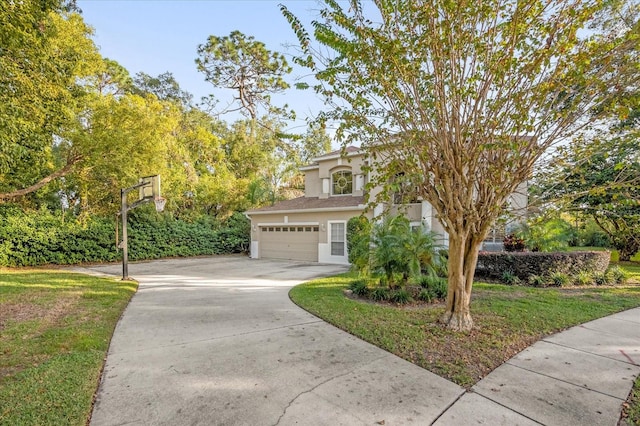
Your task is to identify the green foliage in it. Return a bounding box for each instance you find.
[0,270,136,425]
[503,234,526,252]
[574,271,593,286]
[132,71,193,108]
[592,271,611,286]
[536,134,640,260]
[348,279,369,297]
[63,92,182,215]
[0,207,249,267]
[606,266,628,285]
[389,288,412,304]
[347,215,371,268]
[417,289,435,303]
[350,215,441,289]
[517,217,576,252]
[549,271,571,287]
[575,219,611,247]
[0,7,303,219]
[282,0,637,327]
[0,4,98,171]
[476,251,610,284]
[0,5,102,202]
[370,287,390,302]
[369,217,409,287]
[298,122,332,164]
[196,30,292,121]
[626,376,640,426]
[417,274,448,301]
[501,270,521,285]
[528,275,547,287]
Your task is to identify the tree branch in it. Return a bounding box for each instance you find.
[0,155,82,201]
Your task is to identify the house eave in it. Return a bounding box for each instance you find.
[246,205,366,215]
[299,164,319,171]
[311,150,362,163]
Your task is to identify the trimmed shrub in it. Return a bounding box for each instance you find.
[592,271,610,286]
[528,275,547,287]
[549,271,570,287]
[390,289,412,304]
[574,271,592,286]
[475,251,610,283]
[349,279,369,296]
[501,270,521,285]
[417,274,448,300]
[606,266,627,285]
[0,208,250,267]
[418,289,434,302]
[370,287,390,301]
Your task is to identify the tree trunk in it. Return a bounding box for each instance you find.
[618,249,632,262]
[439,231,482,332]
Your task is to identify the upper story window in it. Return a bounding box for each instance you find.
[393,172,420,204]
[332,170,353,195]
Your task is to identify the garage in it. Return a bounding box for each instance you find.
[259,225,319,262]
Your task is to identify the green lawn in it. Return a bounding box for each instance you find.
[0,269,136,425]
[625,376,640,425]
[290,264,640,388]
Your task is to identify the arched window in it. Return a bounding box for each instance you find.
[332,170,353,195]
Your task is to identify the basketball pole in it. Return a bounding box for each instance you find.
[119,177,165,281]
[120,181,146,281]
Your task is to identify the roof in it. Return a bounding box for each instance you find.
[246,196,366,214]
[300,146,363,171]
[314,146,361,160]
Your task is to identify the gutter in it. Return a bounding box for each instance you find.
[246,205,367,215]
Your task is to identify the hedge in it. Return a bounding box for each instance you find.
[0,207,250,267]
[475,251,610,282]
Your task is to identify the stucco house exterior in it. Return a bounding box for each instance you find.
[245,146,527,265]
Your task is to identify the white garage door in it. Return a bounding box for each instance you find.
[260,225,319,262]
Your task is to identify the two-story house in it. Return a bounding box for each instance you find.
[247,146,443,265]
[245,146,527,265]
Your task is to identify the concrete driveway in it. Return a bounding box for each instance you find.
[78,256,464,426]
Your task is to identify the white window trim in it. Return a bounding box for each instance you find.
[328,220,348,259]
[330,169,353,196]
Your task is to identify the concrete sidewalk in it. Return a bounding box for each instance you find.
[437,307,640,425]
[78,257,640,425]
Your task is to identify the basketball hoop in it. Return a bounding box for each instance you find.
[154,197,167,212]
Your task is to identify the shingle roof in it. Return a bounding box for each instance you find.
[247,196,366,214]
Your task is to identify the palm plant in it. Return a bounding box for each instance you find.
[403,224,439,278]
[370,216,407,288]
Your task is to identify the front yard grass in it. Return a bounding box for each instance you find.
[290,264,640,388]
[625,376,640,425]
[0,269,136,425]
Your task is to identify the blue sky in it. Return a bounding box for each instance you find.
[77,0,328,130]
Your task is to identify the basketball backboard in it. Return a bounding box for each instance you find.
[139,175,160,201]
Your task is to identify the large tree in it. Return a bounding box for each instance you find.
[535,1,640,260]
[282,0,639,330]
[0,3,102,201]
[196,30,292,121]
[536,126,639,260]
